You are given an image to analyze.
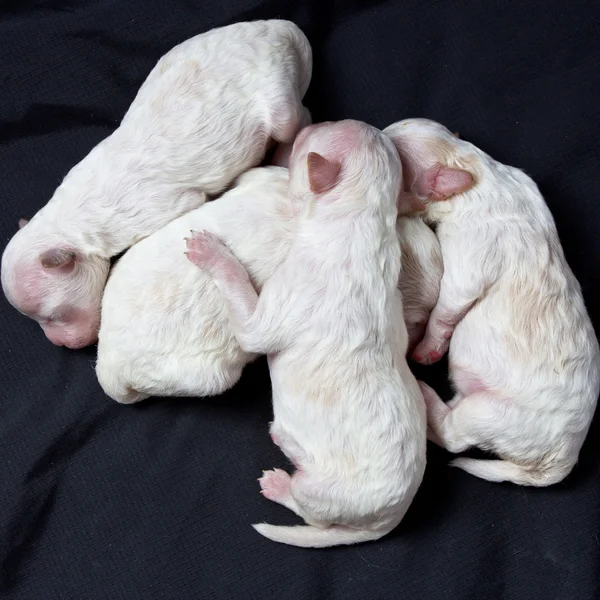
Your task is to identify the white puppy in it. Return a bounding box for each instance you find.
[396,216,443,351]
[385,117,600,486]
[1,20,311,349]
[96,167,294,404]
[97,166,440,403]
[185,120,426,548]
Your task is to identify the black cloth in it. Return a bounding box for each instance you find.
[1,1,599,599]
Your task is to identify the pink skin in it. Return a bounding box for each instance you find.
[412,313,455,363]
[40,315,99,348]
[413,164,473,202]
[452,370,488,397]
[258,469,300,513]
[4,221,103,349]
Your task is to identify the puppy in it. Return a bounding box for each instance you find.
[396,216,443,351]
[1,20,311,348]
[96,167,294,404]
[97,169,439,404]
[186,120,426,547]
[385,118,600,486]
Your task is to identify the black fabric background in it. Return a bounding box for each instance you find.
[1,1,599,599]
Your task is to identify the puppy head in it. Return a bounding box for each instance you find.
[384,118,476,218]
[288,119,402,217]
[1,219,109,349]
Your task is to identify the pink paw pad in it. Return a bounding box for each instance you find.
[258,469,291,502]
[413,348,443,364]
[184,230,228,269]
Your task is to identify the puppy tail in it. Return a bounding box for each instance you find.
[252,523,386,548]
[451,458,570,487]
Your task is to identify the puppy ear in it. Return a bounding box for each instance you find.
[413,163,474,201]
[39,248,77,270]
[307,152,341,194]
[18,218,29,229]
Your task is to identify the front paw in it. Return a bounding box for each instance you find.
[412,338,448,365]
[184,230,231,271]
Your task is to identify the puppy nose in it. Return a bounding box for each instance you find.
[41,319,98,349]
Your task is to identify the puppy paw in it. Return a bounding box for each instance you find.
[185,230,231,271]
[412,340,447,364]
[258,468,292,503]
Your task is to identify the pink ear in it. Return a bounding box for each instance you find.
[39,248,77,270]
[18,218,29,229]
[307,152,341,194]
[414,163,474,201]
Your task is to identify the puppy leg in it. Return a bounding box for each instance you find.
[421,384,503,455]
[413,298,475,364]
[185,230,281,354]
[418,381,454,448]
[412,254,485,366]
[258,469,302,515]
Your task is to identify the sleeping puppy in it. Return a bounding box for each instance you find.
[185,120,426,548]
[97,168,440,404]
[385,117,600,486]
[96,166,294,403]
[1,20,311,349]
[396,215,443,352]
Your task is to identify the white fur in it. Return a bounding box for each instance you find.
[96,168,439,403]
[386,118,600,486]
[396,216,443,350]
[96,167,294,403]
[185,120,426,548]
[1,20,312,349]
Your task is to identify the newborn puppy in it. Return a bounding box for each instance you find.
[186,120,426,547]
[385,118,600,486]
[97,152,437,403]
[397,216,443,351]
[96,167,294,404]
[1,20,312,349]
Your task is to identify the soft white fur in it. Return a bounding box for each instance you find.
[96,168,439,404]
[185,120,426,548]
[1,19,312,349]
[96,167,294,403]
[386,117,600,486]
[397,216,443,351]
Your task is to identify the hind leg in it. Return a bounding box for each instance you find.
[419,381,501,454]
[258,469,302,515]
[418,382,458,449]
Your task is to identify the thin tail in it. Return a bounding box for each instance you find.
[252,523,387,548]
[451,458,571,487]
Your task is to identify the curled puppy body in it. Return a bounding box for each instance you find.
[96,167,294,404]
[1,20,312,349]
[186,120,426,548]
[385,118,600,486]
[97,163,436,403]
[397,216,443,352]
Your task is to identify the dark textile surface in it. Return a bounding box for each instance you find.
[1,1,599,599]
